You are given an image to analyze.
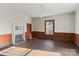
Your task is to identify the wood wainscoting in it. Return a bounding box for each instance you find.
[32,31,75,41]
[53,32,75,41]
[0,34,12,48]
[32,31,54,39]
[75,34,79,46]
[32,31,45,39]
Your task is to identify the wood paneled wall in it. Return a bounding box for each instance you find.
[32,31,45,39]
[53,32,75,41]
[75,34,79,46]
[32,31,75,41]
[0,34,12,48]
[0,34,12,43]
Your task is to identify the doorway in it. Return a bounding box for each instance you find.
[26,23,32,40]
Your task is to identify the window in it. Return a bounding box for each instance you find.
[45,20,54,35]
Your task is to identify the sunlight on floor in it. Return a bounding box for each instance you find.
[0,46,61,56]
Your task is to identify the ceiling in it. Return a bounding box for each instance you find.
[1,3,79,17]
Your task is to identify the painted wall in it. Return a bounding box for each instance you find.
[55,12,75,33]
[75,8,79,46]
[75,8,79,34]
[0,5,32,48]
[32,12,75,33]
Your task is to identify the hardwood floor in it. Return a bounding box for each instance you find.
[17,39,79,56]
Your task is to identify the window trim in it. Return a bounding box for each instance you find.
[45,20,55,35]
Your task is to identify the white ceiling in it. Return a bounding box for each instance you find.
[1,3,79,17]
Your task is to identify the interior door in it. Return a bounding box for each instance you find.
[26,23,32,39]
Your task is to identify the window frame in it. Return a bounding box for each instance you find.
[45,20,55,35]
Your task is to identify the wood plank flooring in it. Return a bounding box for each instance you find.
[17,39,79,56]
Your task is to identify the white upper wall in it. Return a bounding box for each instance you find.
[0,5,32,34]
[0,4,76,34]
[54,12,75,33]
[32,12,75,33]
[75,8,79,34]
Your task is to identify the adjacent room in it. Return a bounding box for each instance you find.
[0,3,79,56]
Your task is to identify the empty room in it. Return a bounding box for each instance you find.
[0,3,79,56]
